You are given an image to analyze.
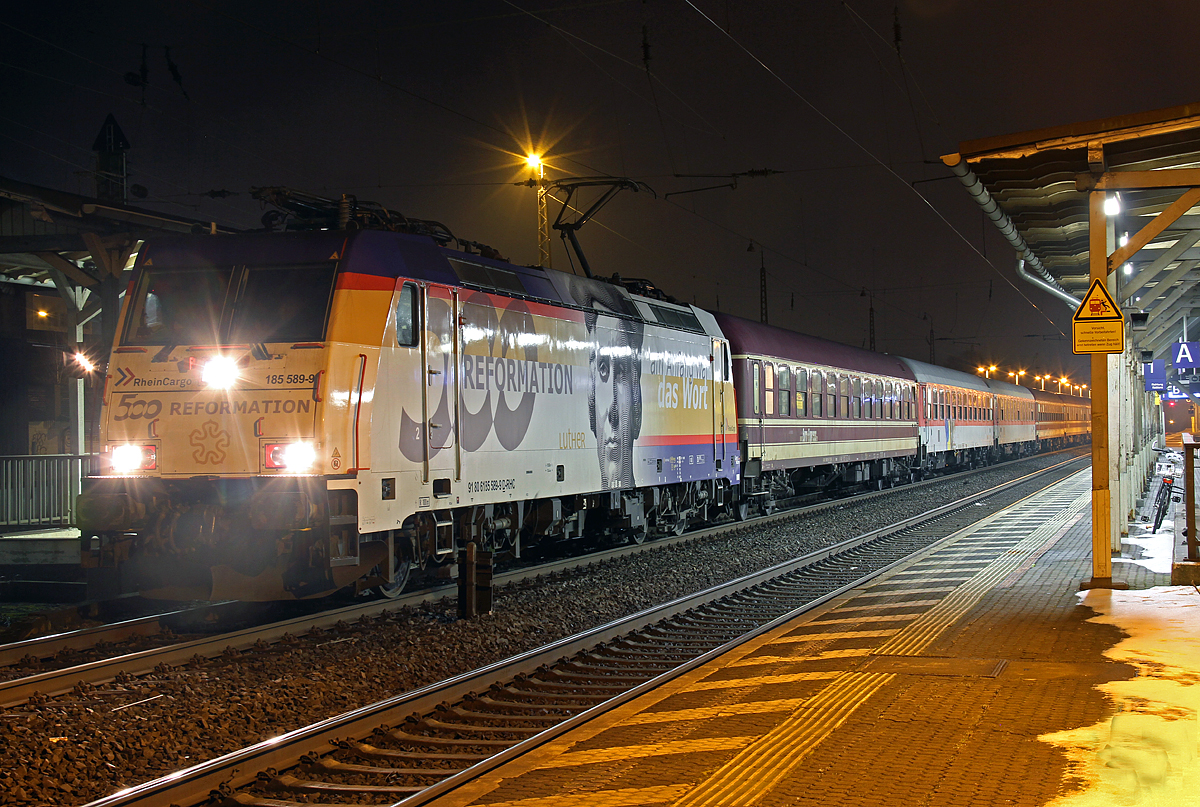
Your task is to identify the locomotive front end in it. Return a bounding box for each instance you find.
[79,235,379,600]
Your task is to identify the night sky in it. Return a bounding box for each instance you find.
[7,1,1200,384]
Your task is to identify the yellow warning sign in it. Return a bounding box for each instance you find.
[1073,279,1122,321]
[1072,279,1124,353]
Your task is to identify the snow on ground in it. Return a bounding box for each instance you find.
[1043,587,1200,806]
[1119,518,1177,575]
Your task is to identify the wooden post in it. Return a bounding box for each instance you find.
[458,541,476,619]
[1083,191,1117,589]
[1187,436,1198,562]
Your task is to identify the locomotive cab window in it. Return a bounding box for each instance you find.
[229,263,337,344]
[395,283,419,347]
[124,264,235,345]
[124,262,336,346]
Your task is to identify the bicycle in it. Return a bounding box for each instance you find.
[1151,475,1181,533]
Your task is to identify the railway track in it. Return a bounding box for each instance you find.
[0,449,1082,709]
[80,453,1087,807]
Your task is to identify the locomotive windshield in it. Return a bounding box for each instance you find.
[123,262,336,345]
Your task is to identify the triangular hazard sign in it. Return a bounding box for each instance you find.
[331,448,341,458]
[144,258,153,265]
[1073,279,1122,321]
[329,252,340,260]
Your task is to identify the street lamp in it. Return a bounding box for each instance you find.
[977,366,995,379]
[526,154,551,268]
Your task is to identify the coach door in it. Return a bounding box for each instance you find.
[422,284,460,492]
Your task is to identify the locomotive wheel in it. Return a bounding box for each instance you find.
[630,526,647,545]
[735,501,750,521]
[374,545,413,599]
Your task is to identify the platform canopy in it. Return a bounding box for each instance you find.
[943,102,1200,361]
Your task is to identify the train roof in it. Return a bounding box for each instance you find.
[1031,388,1091,405]
[986,378,1035,400]
[137,229,720,336]
[898,357,992,393]
[712,313,917,380]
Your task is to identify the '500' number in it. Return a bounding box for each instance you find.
[112,394,162,421]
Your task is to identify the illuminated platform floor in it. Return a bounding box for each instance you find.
[429,469,1200,807]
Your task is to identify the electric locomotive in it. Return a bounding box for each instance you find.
[79,225,740,600]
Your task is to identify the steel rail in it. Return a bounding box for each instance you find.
[78,455,1087,807]
[0,449,1084,707]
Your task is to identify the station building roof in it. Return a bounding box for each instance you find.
[942,102,1200,361]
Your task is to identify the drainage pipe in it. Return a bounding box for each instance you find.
[943,154,1080,311]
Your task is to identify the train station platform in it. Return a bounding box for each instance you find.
[428,469,1200,807]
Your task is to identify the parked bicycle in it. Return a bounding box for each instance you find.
[1151,474,1182,533]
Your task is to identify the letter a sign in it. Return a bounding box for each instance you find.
[1072,279,1124,354]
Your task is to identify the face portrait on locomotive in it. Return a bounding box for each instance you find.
[568,279,644,490]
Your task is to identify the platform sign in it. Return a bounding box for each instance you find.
[1173,342,1200,368]
[1144,359,1167,391]
[1072,279,1124,354]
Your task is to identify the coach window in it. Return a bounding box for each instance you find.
[796,368,807,417]
[752,362,761,415]
[395,283,419,347]
[778,365,791,417]
[828,373,838,418]
[851,377,862,418]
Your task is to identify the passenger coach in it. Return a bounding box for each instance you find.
[714,313,920,499]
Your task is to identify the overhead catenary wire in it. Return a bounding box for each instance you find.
[681,0,1066,339]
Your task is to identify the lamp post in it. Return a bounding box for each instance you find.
[527,154,551,268]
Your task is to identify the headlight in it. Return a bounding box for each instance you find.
[111,444,157,474]
[202,356,239,389]
[264,442,316,472]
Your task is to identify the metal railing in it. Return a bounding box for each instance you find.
[0,454,96,529]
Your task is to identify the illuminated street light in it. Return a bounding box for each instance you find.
[1104,194,1121,216]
